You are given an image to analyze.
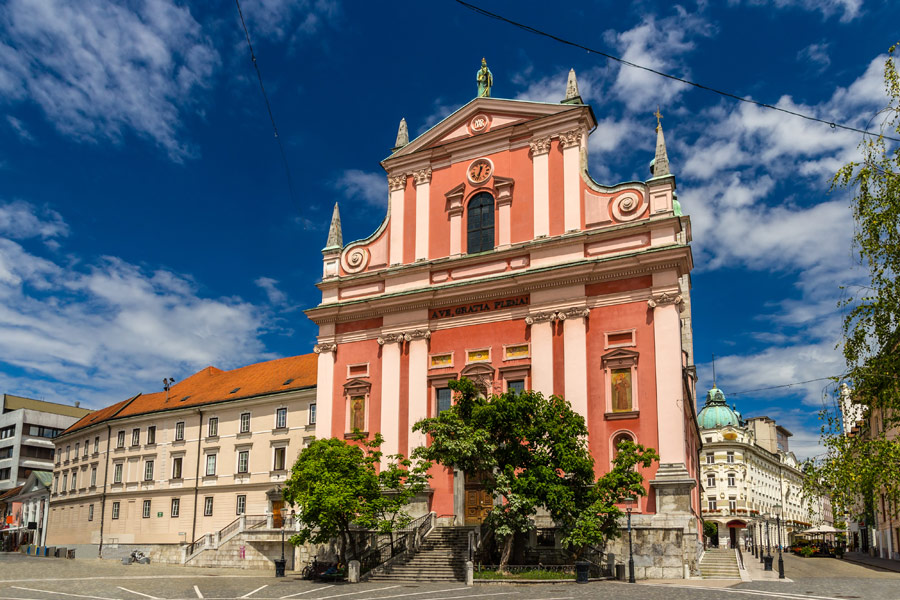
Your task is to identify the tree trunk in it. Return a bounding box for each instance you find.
[498,534,514,574]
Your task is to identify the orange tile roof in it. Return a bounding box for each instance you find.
[0,486,23,501]
[62,354,317,436]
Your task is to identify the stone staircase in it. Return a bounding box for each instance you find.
[698,548,741,579]
[366,527,470,582]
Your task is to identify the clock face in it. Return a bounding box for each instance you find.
[468,159,493,184]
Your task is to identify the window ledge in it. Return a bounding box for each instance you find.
[236,432,252,439]
[144,443,157,449]
[172,439,186,446]
[170,477,184,483]
[344,431,368,439]
[604,411,639,420]
[272,427,289,435]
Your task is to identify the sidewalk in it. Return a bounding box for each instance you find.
[742,550,793,582]
[842,551,900,573]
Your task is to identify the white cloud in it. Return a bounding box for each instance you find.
[333,169,387,208]
[0,199,271,408]
[0,200,69,240]
[6,115,34,142]
[797,42,831,73]
[241,0,340,40]
[0,0,219,161]
[729,0,863,22]
[255,276,287,305]
[604,8,715,112]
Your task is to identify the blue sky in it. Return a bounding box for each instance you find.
[0,0,896,459]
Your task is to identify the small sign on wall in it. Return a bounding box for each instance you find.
[157,512,163,518]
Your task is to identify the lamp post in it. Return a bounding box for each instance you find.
[759,521,765,564]
[274,506,288,578]
[774,504,785,579]
[625,497,636,584]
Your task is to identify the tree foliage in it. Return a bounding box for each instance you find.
[412,378,658,570]
[805,42,900,525]
[282,433,430,564]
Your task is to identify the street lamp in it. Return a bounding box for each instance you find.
[759,521,765,564]
[773,504,785,579]
[275,506,288,578]
[625,497,636,584]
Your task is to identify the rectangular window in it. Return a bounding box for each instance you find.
[309,404,317,425]
[206,454,216,476]
[147,426,156,445]
[208,417,218,437]
[171,498,180,518]
[236,495,246,515]
[83,441,89,457]
[0,425,15,439]
[175,421,185,441]
[728,473,736,487]
[507,379,525,394]
[142,499,151,518]
[274,447,286,471]
[729,499,737,512]
[113,463,123,483]
[74,443,79,457]
[117,431,125,448]
[204,497,213,516]
[61,473,67,490]
[708,497,717,511]
[131,429,140,447]
[144,460,154,481]
[70,471,76,490]
[112,501,120,520]
[53,475,58,493]
[237,450,249,474]
[90,467,97,487]
[0,447,11,459]
[240,412,251,433]
[94,436,100,454]
[707,474,716,487]
[66,445,70,460]
[727,451,735,463]
[437,388,452,415]
[706,453,714,464]
[88,504,94,521]
[276,408,287,429]
[172,456,183,479]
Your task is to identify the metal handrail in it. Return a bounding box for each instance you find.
[353,512,434,575]
[735,545,744,570]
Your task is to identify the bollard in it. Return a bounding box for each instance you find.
[465,561,474,586]
[348,560,360,583]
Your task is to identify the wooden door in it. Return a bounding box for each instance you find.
[464,489,492,525]
[272,500,284,528]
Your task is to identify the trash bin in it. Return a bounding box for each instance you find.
[46,546,55,558]
[122,556,133,565]
[56,547,66,558]
[575,561,590,584]
[138,557,150,564]
[615,564,626,581]
[274,558,286,578]
[67,549,76,559]
[763,556,773,571]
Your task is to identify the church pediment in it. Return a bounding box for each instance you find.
[387,97,584,161]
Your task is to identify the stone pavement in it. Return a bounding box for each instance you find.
[742,549,791,582]
[843,550,900,572]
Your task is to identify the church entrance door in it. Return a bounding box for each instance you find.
[464,489,492,525]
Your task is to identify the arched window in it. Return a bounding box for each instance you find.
[612,432,634,460]
[467,192,495,254]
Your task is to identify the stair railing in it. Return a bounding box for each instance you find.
[354,512,435,576]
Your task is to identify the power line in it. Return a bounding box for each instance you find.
[454,0,900,144]
[728,377,837,397]
[234,0,301,215]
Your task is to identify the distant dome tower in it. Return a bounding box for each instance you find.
[698,387,741,429]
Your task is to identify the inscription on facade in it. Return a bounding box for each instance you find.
[430,295,529,320]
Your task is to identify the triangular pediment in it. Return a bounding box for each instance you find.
[387,97,584,160]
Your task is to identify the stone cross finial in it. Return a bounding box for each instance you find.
[654,106,663,131]
[650,112,671,177]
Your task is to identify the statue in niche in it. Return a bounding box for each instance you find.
[476,58,493,97]
[611,369,632,412]
[351,396,366,431]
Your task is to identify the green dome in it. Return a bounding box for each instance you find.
[697,387,740,429]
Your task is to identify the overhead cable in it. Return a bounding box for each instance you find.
[234,0,301,215]
[454,0,900,144]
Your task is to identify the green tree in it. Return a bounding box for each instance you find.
[805,41,900,525]
[412,378,658,571]
[283,433,430,565]
[703,521,718,543]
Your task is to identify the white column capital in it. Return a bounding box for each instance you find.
[559,129,583,149]
[529,136,551,156]
[525,311,559,325]
[313,342,337,354]
[412,167,433,185]
[648,292,685,311]
[388,174,407,191]
[377,333,406,345]
[557,307,590,320]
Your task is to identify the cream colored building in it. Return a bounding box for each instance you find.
[46,355,317,563]
[697,387,828,549]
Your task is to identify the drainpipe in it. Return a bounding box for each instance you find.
[190,409,203,546]
[98,423,112,558]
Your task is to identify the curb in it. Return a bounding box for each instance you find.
[476,577,612,584]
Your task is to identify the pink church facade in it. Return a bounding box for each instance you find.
[306,75,702,575]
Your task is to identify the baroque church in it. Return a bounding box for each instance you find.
[307,65,704,578]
